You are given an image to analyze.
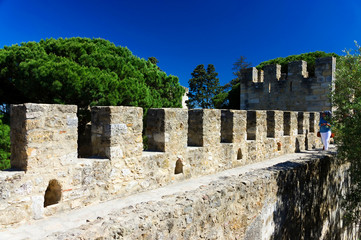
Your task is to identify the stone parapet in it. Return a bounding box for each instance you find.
[1,103,323,226]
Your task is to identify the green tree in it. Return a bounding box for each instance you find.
[214,56,251,109]
[148,57,159,65]
[187,64,220,109]
[0,37,185,160]
[0,37,185,119]
[332,42,361,226]
[213,83,241,109]
[230,56,252,86]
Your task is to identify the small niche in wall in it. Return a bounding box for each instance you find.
[44,179,62,207]
[174,159,183,174]
[237,148,243,160]
[277,142,282,151]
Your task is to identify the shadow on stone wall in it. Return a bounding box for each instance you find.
[271,155,346,240]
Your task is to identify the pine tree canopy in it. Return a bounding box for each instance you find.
[0,37,185,112]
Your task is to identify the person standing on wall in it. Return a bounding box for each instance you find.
[319,111,332,150]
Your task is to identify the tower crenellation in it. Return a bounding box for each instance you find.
[240,57,335,112]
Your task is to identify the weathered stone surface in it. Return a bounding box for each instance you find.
[44,154,356,240]
[10,103,78,172]
[91,106,143,160]
[0,103,324,232]
[240,57,335,112]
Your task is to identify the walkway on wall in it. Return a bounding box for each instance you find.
[0,146,336,240]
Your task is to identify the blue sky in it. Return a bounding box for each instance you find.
[0,0,360,87]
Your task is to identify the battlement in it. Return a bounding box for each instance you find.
[240,57,336,112]
[0,103,322,226]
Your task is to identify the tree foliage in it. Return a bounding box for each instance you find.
[0,38,184,113]
[0,37,185,163]
[213,83,240,109]
[187,64,220,109]
[230,56,252,87]
[214,56,251,109]
[148,57,159,65]
[332,42,361,226]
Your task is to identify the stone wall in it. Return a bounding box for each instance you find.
[47,153,357,240]
[0,103,322,226]
[240,57,336,112]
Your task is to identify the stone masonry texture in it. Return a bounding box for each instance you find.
[240,57,335,112]
[45,152,354,240]
[1,101,357,239]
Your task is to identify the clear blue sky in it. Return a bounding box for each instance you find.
[0,0,360,87]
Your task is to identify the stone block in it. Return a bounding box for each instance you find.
[147,108,188,153]
[31,195,44,220]
[91,106,143,160]
[0,206,28,225]
[10,103,77,172]
[249,98,260,104]
[305,95,321,101]
[321,82,332,88]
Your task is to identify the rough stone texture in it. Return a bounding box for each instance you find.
[1,103,323,228]
[187,109,221,148]
[146,108,188,155]
[10,103,78,172]
[240,57,335,112]
[43,153,358,240]
[91,106,143,160]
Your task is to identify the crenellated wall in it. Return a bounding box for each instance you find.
[0,103,322,226]
[240,57,336,111]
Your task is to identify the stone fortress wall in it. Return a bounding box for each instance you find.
[47,151,351,240]
[0,102,323,226]
[240,57,335,112]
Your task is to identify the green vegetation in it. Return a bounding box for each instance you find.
[188,64,220,109]
[230,56,252,86]
[0,37,185,168]
[213,56,251,109]
[331,42,361,226]
[213,83,240,109]
[0,38,184,112]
